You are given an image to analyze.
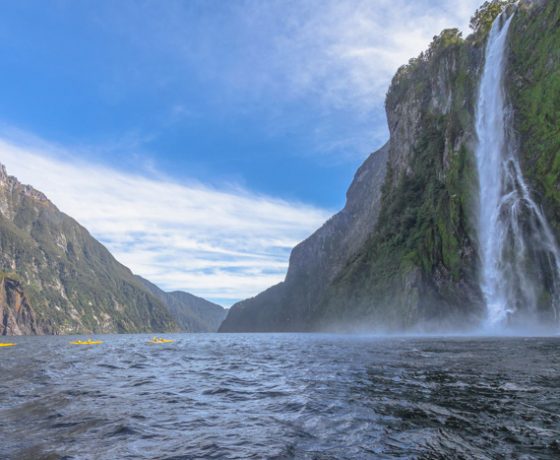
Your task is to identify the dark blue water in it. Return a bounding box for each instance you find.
[1,334,559,459]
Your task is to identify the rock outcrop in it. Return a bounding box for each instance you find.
[0,275,47,335]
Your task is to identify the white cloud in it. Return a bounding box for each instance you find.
[259,0,482,158]
[255,0,482,111]
[98,0,483,159]
[0,137,331,306]
[268,0,474,152]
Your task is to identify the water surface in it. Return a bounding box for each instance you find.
[1,334,559,459]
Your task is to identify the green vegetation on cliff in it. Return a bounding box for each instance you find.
[0,165,227,335]
[0,165,179,334]
[317,30,485,330]
[508,0,560,238]
[470,0,518,37]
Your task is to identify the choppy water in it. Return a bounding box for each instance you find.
[1,334,559,459]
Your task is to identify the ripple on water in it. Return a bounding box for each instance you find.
[1,335,560,459]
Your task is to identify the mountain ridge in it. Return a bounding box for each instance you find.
[137,276,226,332]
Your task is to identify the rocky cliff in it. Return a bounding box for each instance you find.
[221,0,557,332]
[0,163,220,335]
[220,143,389,331]
[0,275,45,335]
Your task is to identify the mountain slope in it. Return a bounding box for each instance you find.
[0,163,179,335]
[138,277,226,332]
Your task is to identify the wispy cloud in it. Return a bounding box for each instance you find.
[105,0,481,158]
[0,136,331,306]
[238,0,481,155]
[255,0,480,101]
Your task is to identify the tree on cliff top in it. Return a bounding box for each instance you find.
[470,0,517,35]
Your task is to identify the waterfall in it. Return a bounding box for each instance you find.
[474,12,560,329]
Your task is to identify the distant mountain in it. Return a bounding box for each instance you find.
[137,277,226,332]
[0,163,219,335]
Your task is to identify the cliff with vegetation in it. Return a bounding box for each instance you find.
[0,275,45,335]
[221,0,558,332]
[507,0,560,240]
[0,164,223,335]
[220,144,389,331]
[0,163,178,334]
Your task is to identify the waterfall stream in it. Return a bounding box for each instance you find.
[474,12,560,329]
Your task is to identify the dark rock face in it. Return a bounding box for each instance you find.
[220,144,389,332]
[222,0,556,332]
[137,277,226,332]
[0,163,180,335]
[0,276,48,335]
[221,27,485,332]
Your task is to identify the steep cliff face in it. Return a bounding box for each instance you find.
[0,275,46,335]
[220,143,389,331]
[0,163,179,335]
[222,0,555,332]
[314,28,486,331]
[222,28,484,332]
[138,277,226,332]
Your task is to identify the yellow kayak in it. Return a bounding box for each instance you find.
[70,338,103,345]
[148,337,175,344]
[0,342,16,347]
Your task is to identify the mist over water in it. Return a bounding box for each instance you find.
[474,12,560,330]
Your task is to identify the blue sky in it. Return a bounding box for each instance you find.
[0,0,481,305]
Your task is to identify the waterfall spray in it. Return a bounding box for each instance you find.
[474,11,560,330]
